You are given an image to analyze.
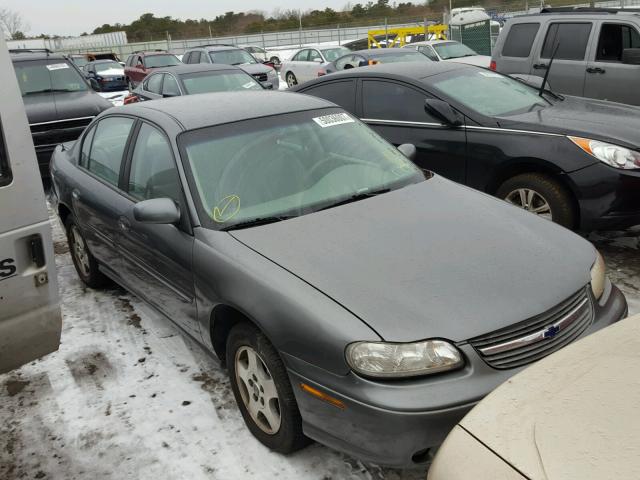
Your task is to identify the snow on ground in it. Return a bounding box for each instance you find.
[0,212,638,480]
[0,215,424,480]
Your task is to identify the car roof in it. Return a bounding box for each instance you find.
[9,50,66,62]
[119,91,335,130]
[91,59,120,64]
[198,45,243,51]
[407,40,455,46]
[346,48,425,58]
[513,8,640,19]
[147,63,243,75]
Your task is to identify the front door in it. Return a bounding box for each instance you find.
[583,21,640,105]
[118,122,198,339]
[360,79,467,183]
[529,21,593,96]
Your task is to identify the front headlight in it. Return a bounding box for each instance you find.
[569,136,640,170]
[345,339,463,379]
[590,250,607,300]
[267,68,276,77]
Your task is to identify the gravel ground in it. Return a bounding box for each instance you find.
[0,216,638,480]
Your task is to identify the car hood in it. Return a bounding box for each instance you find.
[22,90,111,124]
[498,96,640,149]
[237,63,271,75]
[231,177,595,342]
[96,68,125,77]
[460,315,640,480]
[447,55,491,67]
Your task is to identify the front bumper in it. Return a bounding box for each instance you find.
[569,162,640,231]
[285,284,627,468]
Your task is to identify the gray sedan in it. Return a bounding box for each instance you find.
[50,92,627,467]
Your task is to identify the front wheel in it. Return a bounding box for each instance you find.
[496,173,576,229]
[285,72,298,88]
[226,323,308,454]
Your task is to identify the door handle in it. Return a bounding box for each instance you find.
[586,67,606,74]
[533,63,548,70]
[118,217,131,232]
[71,190,80,200]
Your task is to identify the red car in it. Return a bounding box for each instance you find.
[124,50,181,89]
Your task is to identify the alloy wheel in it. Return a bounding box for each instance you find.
[505,188,553,220]
[234,346,282,435]
[70,225,91,277]
[286,73,297,87]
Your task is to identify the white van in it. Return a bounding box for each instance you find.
[0,36,62,374]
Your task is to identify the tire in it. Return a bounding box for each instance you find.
[226,322,308,454]
[496,173,576,229]
[65,215,110,288]
[285,72,297,88]
[270,56,280,66]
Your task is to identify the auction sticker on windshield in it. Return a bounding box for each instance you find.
[46,63,70,71]
[478,71,503,78]
[313,113,354,128]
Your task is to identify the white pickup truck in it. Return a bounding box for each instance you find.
[0,36,62,374]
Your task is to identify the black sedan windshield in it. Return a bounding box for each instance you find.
[432,42,478,60]
[14,60,88,95]
[210,49,258,65]
[181,71,263,94]
[431,69,549,116]
[180,110,424,229]
[372,51,429,64]
[94,61,123,73]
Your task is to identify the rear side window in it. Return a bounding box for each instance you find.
[86,117,134,186]
[0,119,11,187]
[145,74,163,94]
[335,54,366,70]
[301,80,357,114]
[541,23,592,60]
[191,51,202,63]
[502,23,540,57]
[182,52,192,64]
[362,80,436,123]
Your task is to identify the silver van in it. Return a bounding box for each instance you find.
[491,8,640,105]
[0,37,62,374]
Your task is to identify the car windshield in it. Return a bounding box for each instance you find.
[181,71,263,94]
[372,51,428,64]
[431,69,549,116]
[94,61,123,73]
[71,56,89,68]
[14,59,89,95]
[180,109,425,230]
[145,54,181,68]
[321,47,350,61]
[432,42,478,60]
[210,49,258,66]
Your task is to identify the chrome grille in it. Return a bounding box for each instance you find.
[469,287,594,369]
[30,117,94,147]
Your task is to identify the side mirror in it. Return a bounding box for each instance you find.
[622,48,640,65]
[313,57,323,63]
[89,78,100,91]
[261,81,274,90]
[424,99,463,127]
[397,143,417,161]
[133,198,180,224]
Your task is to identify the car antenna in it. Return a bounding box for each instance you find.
[539,42,560,97]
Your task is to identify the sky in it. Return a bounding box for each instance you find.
[3,0,354,37]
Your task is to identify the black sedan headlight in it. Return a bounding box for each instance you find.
[569,136,640,170]
[346,339,464,379]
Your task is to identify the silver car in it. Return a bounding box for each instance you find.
[404,40,491,67]
[281,45,350,86]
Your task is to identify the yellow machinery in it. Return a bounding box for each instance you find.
[367,25,448,49]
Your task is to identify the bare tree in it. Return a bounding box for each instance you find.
[0,8,29,40]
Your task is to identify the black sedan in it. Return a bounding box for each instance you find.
[324,48,430,75]
[127,64,266,103]
[83,59,128,92]
[292,62,640,231]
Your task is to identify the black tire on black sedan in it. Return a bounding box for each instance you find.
[497,173,576,229]
[226,322,308,454]
[65,215,110,288]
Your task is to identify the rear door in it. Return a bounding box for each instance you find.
[529,21,593,96]
[584,21,640,105]
[0,38,62,374]
[118,122,198,338]
[359,79,467,183]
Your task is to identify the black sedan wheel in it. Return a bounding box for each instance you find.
[497,173,575,229]
[285,72,298,88]
[226,322,308,453]
[65,215,109,288]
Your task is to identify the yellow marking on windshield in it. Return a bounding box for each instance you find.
[212,195,241,223]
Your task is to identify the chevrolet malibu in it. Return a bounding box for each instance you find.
[50,92,628,467]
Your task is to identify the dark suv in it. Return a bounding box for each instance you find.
[124,50,181,89]
[9,49,112,177]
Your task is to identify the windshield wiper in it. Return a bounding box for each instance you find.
[23,88,78,95]
[317,188,391,212]
[220,215,296,231]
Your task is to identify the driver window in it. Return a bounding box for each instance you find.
[293,50,309,62]
[336,55,366,70]
[596,23,640,62]
[128,123,181,204]
[308,50,322,62]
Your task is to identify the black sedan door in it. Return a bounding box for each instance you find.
[359,79,468,183]
[117,122,198,339]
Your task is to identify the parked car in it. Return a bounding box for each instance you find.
[491,7,640,105]
[70,52,123,67]
[83,59,127,92]
[127,64,266,102]
[124,50,181,89]
[291,62,640,230]
[0,37,62,374]
[322,48,431,76]
[243,45,268,62]
[280,45,350,86]
[429,313,639,480]
[9,48,112,177]
[404,40,491,67]
[182,45,279,89]
[51,91,627,467]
